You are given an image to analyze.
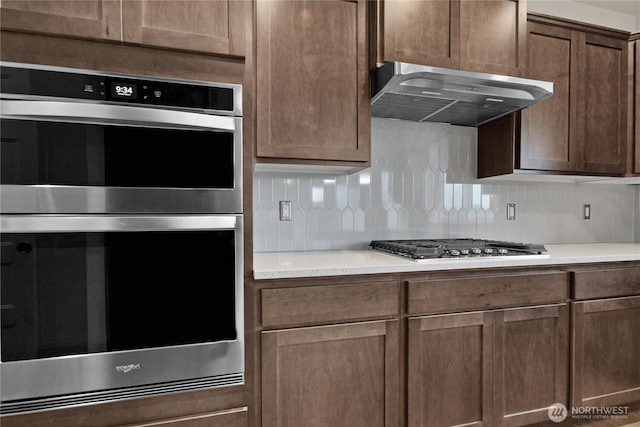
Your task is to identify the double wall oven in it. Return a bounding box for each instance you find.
[0,63,244,414]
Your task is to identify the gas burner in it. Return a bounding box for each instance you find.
[370,238,547,260]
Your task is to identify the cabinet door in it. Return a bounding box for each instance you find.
[121,0,245,56]
[520,23,579,172]
[262,320,399,427]
[382,0,526,76]
[0,0,121,41]
[459,0,527,77]
[493,305,569,427]
[572,296,640,408]
[382,0,461,69]
[256,0,370,163]
[579,33,628,175]
[408,311,493,427]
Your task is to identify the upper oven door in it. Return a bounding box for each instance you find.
[0,100,242,214]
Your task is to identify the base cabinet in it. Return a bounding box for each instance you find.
[572,296,640,408]
[408,304,569,427]
[261,320,399,427]
[118,407,248,427]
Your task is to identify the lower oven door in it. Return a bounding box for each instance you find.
[0,215,243,413]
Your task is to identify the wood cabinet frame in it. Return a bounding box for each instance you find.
[261,320,399,427]
[255,0,371,164]
[572,296,640,408]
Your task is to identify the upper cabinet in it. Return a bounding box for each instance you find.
[479,15,631,178]
[255,0,370,166]
[121,0,245,57]
[0,0,245,57]
[380,0,528,77]
[0,0,122,41]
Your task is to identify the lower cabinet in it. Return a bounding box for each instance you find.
[261,320,399,427]
[572,295,640,408]
[408,304,569,427]
[118,407,248,427]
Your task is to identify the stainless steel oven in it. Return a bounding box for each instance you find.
[0,63,243,414]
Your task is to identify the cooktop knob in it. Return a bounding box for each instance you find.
[497,248,509,255]
[460,249,470,255]
[471,248,482,255]
[449,249,461,256]
[484,248,494,254]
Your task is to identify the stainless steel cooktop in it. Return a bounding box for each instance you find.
[370,238,547,261]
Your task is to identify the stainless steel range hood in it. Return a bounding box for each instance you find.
[371,62,554,127]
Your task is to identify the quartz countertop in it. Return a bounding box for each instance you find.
[253,243,640,280]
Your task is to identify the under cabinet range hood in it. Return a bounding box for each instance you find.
[371,62,554,127]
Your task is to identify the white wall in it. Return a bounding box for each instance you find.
[253,119,637,252]
[528,0,639,32]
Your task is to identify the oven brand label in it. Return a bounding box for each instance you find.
[116,363,141,373]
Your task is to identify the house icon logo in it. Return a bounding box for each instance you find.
[548,403,568,423]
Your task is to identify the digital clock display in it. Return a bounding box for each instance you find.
[110,82,137,100]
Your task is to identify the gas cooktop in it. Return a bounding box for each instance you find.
[370,238,547,261]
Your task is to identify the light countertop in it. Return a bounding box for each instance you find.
[253,243,640,280]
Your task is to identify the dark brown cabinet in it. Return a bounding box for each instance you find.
[261,320,399,427]
[571,265,640,408]
[381,0,528,77]
[0,0,122,41]
[406,269,569,427]
[408,305,568,427]
[122,0,245,57]
[479,15,631,178]
[255,0,370,165]
[258,278,400,427]
[572,296,640,408]
[0,0,245,57]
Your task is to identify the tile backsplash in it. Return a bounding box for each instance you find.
[253,118,638,252]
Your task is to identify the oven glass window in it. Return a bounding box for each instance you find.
[0,119,234,188]
[0,230,236,362]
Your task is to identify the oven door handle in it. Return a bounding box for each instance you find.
[0,100,237,131]
[0,215,240,233]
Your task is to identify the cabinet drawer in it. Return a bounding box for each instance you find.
[572,266,640,300]
[407,271,569,314]
[261,281,399,328]
[120,407,247,427]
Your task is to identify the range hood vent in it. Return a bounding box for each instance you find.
[371,63,554,127]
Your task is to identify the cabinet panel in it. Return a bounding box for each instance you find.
[572,296,640,408]
[581,34,628,174]
[119,407,248,427]
[382,0,460,69]
[262,320,399,427]
[261,281,398,328]
[408,312,492,427]
[572,266,640,300]
[0,0,121,41]
[520,23,577,171]
[459,0,527,76]
[122,0,245,56]
[382,0,526,76]
[256,0,370,163]
[493,305,569,426]
[407,271,569,314]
